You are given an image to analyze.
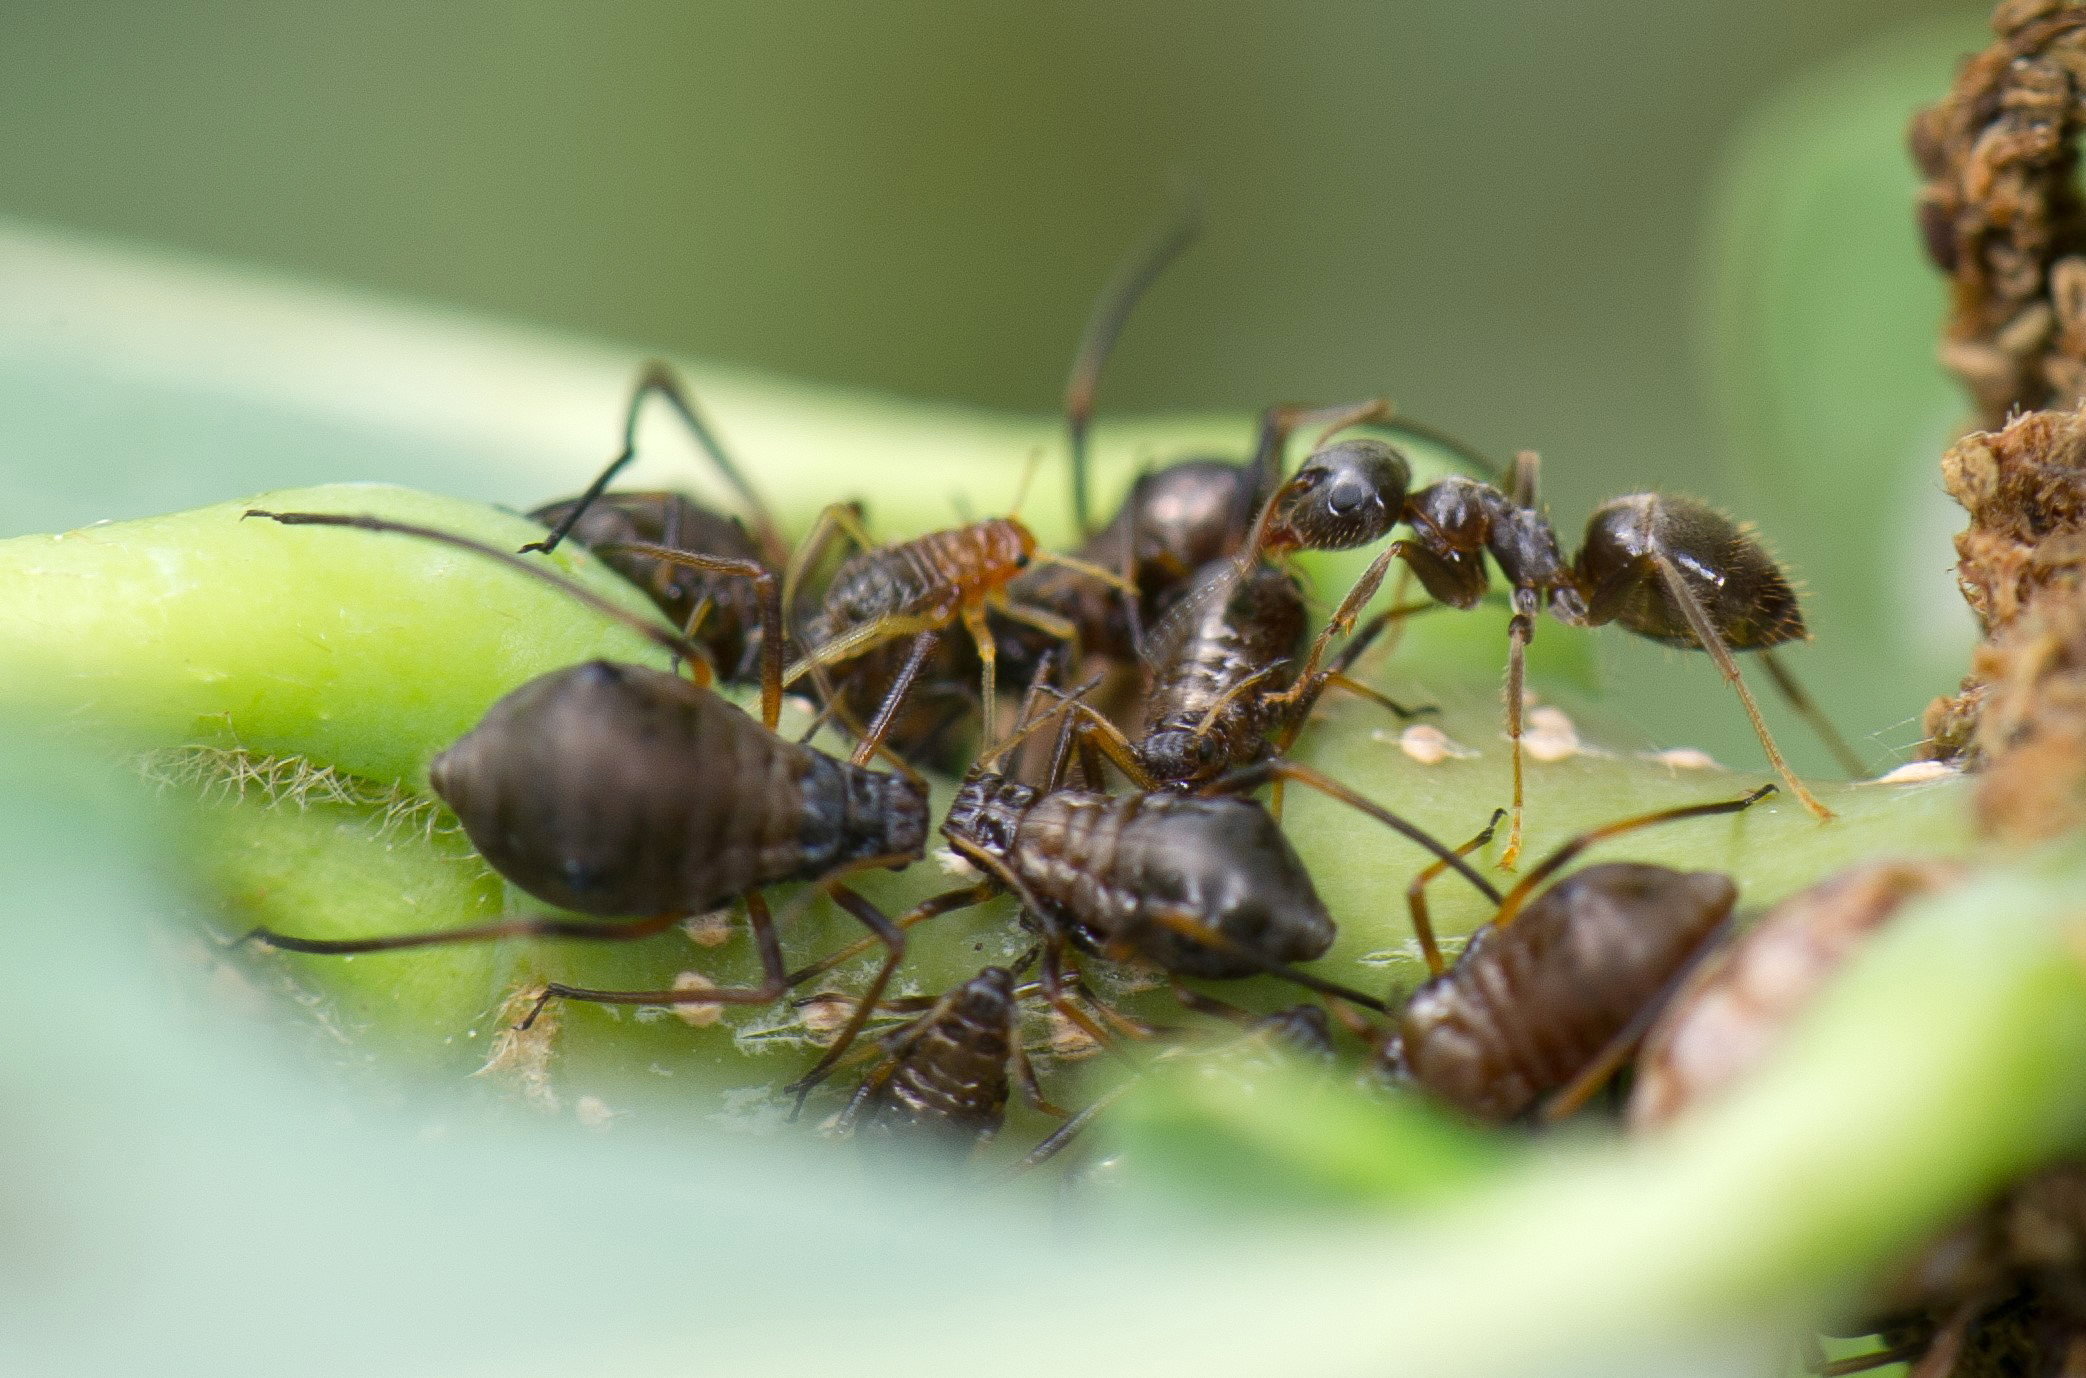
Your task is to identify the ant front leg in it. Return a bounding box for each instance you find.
[1499,584,1538,870]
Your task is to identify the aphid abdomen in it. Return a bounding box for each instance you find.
[863,967,1020,1140]
[1010,792,1335,978]
[1399,863,1737,1122]
[1139,564,1306,786]
[430,662,924,916]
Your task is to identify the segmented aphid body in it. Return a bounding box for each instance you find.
[847,966,1022,1142]
[941,775,1334,979]
[432,660,928,916]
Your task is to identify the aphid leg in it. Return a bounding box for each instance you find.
[781,611,945,691]
[1645,551,1834,821]
[1499,588,1537,869]
[833,1062,899,1136]
[1009,1041,1069,1119]
[1004,1080,1136,1176]
[525,361,785,566]
[243,512,714,679]
[1533,912,1737,1125]
[1491,784,1777,929]
[1127,906,1389,1013]
[785,885,910,1110]
[1807,1341,1931,1376]
[518,890,787,1030]
[961,600,1003,751]
[1036,928,1123,1055]
[1064,194,1202,538]
[1212,759,1504,909]
[1404,809,1507,978]
[782,881,1000,988]
[590,541,783,728]
[1757,649,1868,779]
[239,909,684,957]
[780,501,877,627]
[846,630,940,781]
[1053,702,1160,791]
[1166,978,1253,1024]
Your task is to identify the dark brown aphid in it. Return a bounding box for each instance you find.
[234,511,936,1060]
[828,965,1060,1146]
[1055,557,1429,792]
[1254,436,1859,863]
[1628,858,1965,1131]
[1378,785,1774,1124]
[525,361,789,683]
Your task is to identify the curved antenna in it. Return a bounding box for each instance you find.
[1064,189,1204,539]
[243,510,714,674]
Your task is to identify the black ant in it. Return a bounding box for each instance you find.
[232,509,955,1069]
[1246,431,1864,866]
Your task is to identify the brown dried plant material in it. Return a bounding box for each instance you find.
[1910,2,2086,427]
[1920,406,2086,839]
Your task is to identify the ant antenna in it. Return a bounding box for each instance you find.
[1064,187,1204,539]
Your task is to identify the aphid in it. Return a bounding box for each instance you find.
[817,965,1068,1146]
[1052,556,1430,792]
[1377,785,1775,1124]
[1628,858,1964,1130]
[1251,435,1863,864]
[785,682,1498,1092]
[780,490,1134,751]
[525,361,789,682]
[233,510,944,1060]
[1026,197,1493,674]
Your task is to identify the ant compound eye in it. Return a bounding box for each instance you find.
[1325,474,1374,518]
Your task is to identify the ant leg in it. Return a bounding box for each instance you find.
[783,881,999,989]
[519,891,785,1029]
[1508,448,1541,507]
[1534,912,1737,1125]
[1500,590,1536,869]
[1064,194,1203,538]
[240,909,682,957]
[1758,649,1868,779]
[1491,784,1776,929]
[591,541,782,729]
[1647,550,1834,821]
[243,512,714,681]
[1211,758,1503,909]
[1405,809,1507,978]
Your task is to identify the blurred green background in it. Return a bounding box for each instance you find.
[0,1,1992,768]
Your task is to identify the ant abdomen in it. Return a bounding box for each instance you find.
[1393,862,1738,1124]
[1575,494,1806,650]
[430,660,928,916]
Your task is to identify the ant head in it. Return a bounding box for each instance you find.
[1259,438,1411,554]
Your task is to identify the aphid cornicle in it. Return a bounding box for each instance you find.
[1249,428,1863,864]
[234,511,943,1064]
[1377,785,1774,1125]
[524,360,790,683]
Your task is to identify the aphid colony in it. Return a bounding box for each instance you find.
[237,207,1867,1160]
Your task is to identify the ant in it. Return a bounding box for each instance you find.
[1010,197,1496,678]
[1244,428,1864,866]
[525,361,790,685]
[1371,783,1776,1124]
[232,509,956,1068]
